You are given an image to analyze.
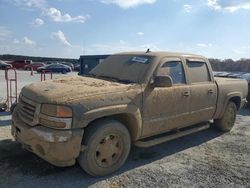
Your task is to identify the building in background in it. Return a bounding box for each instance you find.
[79,55,110,75]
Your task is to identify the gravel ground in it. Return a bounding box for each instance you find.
[0,109,249,188]
[0,70,249,188]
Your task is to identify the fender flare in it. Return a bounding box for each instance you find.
[219,92,242,118]
[80,104,142,140]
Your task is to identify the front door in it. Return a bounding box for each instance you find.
[142,57,191,138]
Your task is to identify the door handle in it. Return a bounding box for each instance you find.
[182,91,190,97]
[208,89,214,94]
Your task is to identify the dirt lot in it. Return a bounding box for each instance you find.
[0,108,249,188]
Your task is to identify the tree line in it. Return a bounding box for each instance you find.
[0,54,78,64]
[209,58,250,72]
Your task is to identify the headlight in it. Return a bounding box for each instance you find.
[41,104,72,118]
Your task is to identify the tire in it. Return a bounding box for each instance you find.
[78,119,131,176]
[214,102,237,132]
[62,70,67,74]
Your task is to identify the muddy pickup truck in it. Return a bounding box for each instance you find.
[11,52,248,176]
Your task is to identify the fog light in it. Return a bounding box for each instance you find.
[40,118,66,129]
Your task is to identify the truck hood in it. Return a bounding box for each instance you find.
[21,76,138,104]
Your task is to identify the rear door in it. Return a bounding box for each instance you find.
[184,58,217,124]
[55,64,62,72]
[47,64,55,72]
[58,65,65,72]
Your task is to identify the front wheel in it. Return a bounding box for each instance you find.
[214,102,237,132]
[78,119,131,176]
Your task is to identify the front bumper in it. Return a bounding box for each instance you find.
[11,109,84,167]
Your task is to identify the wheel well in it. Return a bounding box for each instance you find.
[86,113,140,142]
[229,96,241,110]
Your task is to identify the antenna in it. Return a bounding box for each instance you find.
[146,48,151,53]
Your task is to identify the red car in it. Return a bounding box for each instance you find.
[10,60,32,69]
[24,62,46,71]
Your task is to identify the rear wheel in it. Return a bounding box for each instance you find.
[78,119,131,176]
[214,102,237,132]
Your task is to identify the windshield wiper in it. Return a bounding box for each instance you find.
[97,75,118,81]
[86,74,134,84]
[99,76,135,84]
[85,73,97,78]
[86,74,117,81]
[116,79,135,84]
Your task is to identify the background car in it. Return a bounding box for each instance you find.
[37,64,71,74]
[61,62,74,69]
[214,71,250,108]
[9,60,32,69]
[0,60,12,70]
[241,73,250,108]
[213,71,231,77]
[24,62,46,71]
[74,64,80,72]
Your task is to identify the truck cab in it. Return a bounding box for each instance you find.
[142,56,217,137]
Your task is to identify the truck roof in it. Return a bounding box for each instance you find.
[114,51,206,59]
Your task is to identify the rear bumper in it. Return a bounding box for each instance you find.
[11,110,84,167]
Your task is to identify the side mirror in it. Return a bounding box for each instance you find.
[153,75,173,87]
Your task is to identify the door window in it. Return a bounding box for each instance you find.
[159,61,186,84]
[186,60,211,83]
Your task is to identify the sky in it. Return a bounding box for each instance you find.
[0,0,250,60]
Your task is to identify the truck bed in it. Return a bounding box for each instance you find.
[214,77,248,119]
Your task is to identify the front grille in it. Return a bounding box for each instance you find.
[18,95,37,126]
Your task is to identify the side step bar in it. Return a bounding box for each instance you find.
[134,123,210,148]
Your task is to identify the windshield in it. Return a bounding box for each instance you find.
[89,55,153,84]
